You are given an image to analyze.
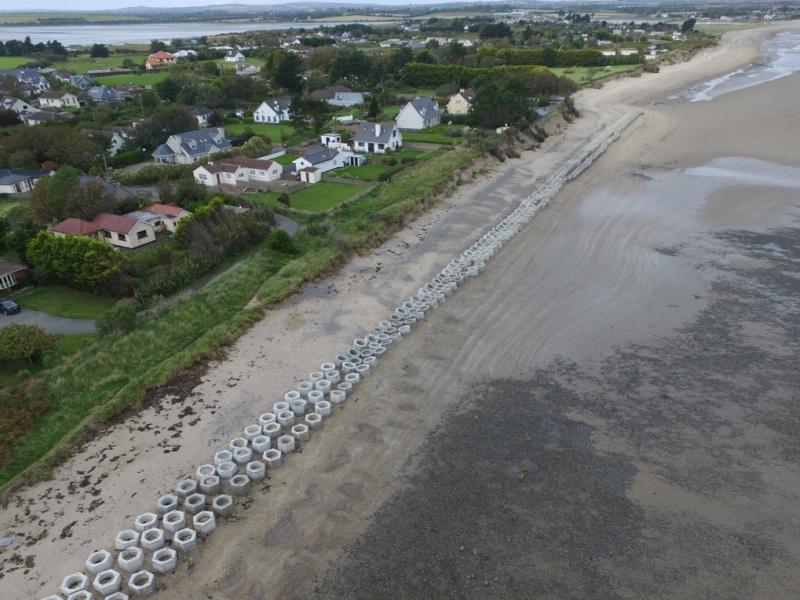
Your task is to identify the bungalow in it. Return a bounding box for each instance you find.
[320,132,343,148]
[225,50,246,63]
[0,96,35,114]
[353,122,403,154]
[146,51,177,70]
[194,156,283,188]
[311,85,352,102]
[0,168,48,194]
[253,97,291,123]
[87,86,124,103]
[92,212,156,249]
[445,88,476,116]
[292,146,364,177]
[50,217,102,239]
[52,68,73,84]
[21,110,72,126]
[69,74,94,90]
[38,90,80,109]
[152,127,232,164]
[174,49,198,59]
[0,68,50,93]
[189,106,215,128]
[236,64,260,77]
[0,259,27,291]
[147,203,191,232]
[396,96,441,130]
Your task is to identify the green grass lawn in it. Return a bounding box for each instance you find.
[274,154,299,166]
[16,286,116,320]
[248,181,371,212]
[52,53,148,74]
[0,199,27,218]
[551,64,639,85]
[402,129,458,145]
[0,56,31,69]
[336,163,390,181]
[224,120,311,145]
[94,71,169,87]
[382,105,401,118]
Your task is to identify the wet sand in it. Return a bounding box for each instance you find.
[2,23,799,600]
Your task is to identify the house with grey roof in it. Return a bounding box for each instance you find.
[22,110,72,126]
[253,97,291,123]
[70,74,94,89]
[86,86,124,103]
[396,96,441,130]
[292,146,365,182]
[0,168,49,194]
[0,96,35,114]
[0,68,50,93]
[353,122,403,154]
[152,127,232,164]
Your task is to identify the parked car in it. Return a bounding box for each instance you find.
[0,299,21,315]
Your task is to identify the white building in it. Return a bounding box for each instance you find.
[292,146,364,179]
[38,90,79,109]
[353,122,403,154]
[225,50,246,63]
[193,156,283,188]
[152,128,232,164]
[253,97,292,123]
[445,88,476,116]
[92,213,157,249]
[396,96,441,130]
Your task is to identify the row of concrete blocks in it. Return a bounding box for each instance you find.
[43,112,640,600]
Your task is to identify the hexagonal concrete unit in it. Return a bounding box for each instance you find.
[193,510,216,536]
[92,568,122,596]
[151,548,177,574]
[114,529,140,551]
[172,528,197,552]
[117,547,144,573]
[127,570,155,597]
[85,549,114,574]
[139,528,165,552]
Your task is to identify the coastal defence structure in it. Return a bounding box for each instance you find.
[42,110,642,599]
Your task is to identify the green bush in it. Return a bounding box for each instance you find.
[97,299,139,336]
[266,229,298,255]
[109,149,143,168]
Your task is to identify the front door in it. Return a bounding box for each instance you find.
[368,143,374,153]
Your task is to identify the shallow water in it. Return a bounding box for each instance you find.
[683,30,800,102]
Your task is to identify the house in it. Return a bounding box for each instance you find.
[146,51,177,70]
[329,91,366,107]
[253,97,291,123]
[236,64,260,77]
[1,96,35,114]
[193,156,283,188]
[21,110,72,126]
[311,85,353,101]
[445,88,475,116]
[174,49,198,59]
[0,69,50,93]
[189,107,215,128]
[353,122,403,154]
[91,213,156,249]
[82,127,132,157]
[225,50,246,63]
[38,90,79,109]
[87,86,124,103]
[147,203,191,232]
[70,74,94,89]
[52,68,73,84]
[152,127,232,164]
[0,259,27,291]
[50,217,102,239]
[396,96,441,130]
[320,132,343,148]
[0,168,48,194]
[292,146,364,177]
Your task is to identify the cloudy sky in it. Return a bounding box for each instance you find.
[4,0,435,10]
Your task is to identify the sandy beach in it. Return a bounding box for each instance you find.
[3,22,800,599]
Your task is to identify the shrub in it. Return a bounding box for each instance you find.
[384,157,397,166]
[266,229,298,254]
[305,222,329,237]
[0,380,53,466]
[0,324,56,365]
[97,299,139,336]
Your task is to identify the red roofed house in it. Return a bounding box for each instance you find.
[147,203,191,233]
[0,259,27,291]
[145,51,177,71]
[92,212,156,249]
[50,217,102,239]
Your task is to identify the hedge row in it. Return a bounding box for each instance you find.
[400,63,567,91]
[478,47,643,67]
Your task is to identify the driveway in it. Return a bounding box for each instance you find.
[275,214,301,235]
[0,310,96,334]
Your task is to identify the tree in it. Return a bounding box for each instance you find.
[0,126,100,171]
[150,39,168,53]
[29,166,81,222]
[90,44,109,58]
[0,109,20,127]
[133,106,196,151]
[681,18,697,33]
[0,324,55,365]
[0,217,8,251]
[480,23,512,40]
[26,231,120,291]
[63,178,115,221]
[367,94,380,119]
[241,135,272,158]
[97,299,138,335]
[7,218,43,264]
[278,192,290,207]
[263,50,304,93]
[267,229,297,254]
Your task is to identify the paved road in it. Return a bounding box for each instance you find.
[0,310,96,334]
[275,213,301,235]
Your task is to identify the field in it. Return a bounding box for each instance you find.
[402,128,459,145]
[0,56,31,69]
[17,286,116,320]
[94,71,169,87]
[248,181,371,212]
[336,163,390,181]
[551,64,639,85]
[0,12,147,25]
[224,120,305,144]
[0,333,95,388]
[52,53,148,73]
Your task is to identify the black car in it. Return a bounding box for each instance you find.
[0,299,20,315]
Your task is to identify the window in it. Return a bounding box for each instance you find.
[136,230,148,240]
[198,173,207,181]
[117,233,127,241]
[104,231,111,238]
[379,144,385,150]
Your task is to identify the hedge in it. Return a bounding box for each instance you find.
[400,63,570,93]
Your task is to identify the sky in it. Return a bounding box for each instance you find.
[3,0,445,10]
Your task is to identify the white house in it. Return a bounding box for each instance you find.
[353,122,403,154]
[225,50,246,63]
[292,146,364,177]
[253,97,292,123]
[91,212,156,249]
[152,128,232,164]
[0,168,48,194]
[328,91,365,107]
[38,90,79,109]
[445,88,476,116]
[189,107,215,128]
[299,167,322,184]
[396,96,441,130]
[319,132,351,151]
[1,96,35,114]
[193,156,283,188]
[147,203,191,232]
[174,49,198,59]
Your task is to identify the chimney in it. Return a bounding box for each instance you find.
[374,123,381,137]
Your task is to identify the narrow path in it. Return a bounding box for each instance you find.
[0,310,95,334]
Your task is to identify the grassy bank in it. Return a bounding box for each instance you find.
[0,145,477,494]
[17,286,115,320]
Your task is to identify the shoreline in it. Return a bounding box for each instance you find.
[0,23,794,599]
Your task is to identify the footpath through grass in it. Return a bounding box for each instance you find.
[17,286,116,320]
[0,145,477,493]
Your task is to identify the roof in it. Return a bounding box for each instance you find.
[200,156,276,174]
[148,203,187,218]
[311,85,352,100]
[0,258,26,276]
[177,128,231,157]
[0,168,46,185]
[354,122,396,144]
[301,167,319,173]
[459,88,476,102]
[148,51,175,60]
[189,106,213,117]
[407,96,440,119]
[92,212,141,234]
[39,90,74,99]
[51,218,101,236]
[299,146,339,165]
